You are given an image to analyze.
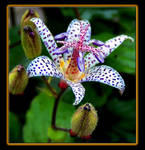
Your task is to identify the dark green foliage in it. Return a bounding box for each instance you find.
[9,112,23,142]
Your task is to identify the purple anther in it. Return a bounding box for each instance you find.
[54,32,67,40]
[94,52,104,63]
[53,48,68,55]
[77,52,85,72]
[92,40,104,46]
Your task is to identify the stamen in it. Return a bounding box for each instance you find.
[60,60,65,68]
[80,73,85,80]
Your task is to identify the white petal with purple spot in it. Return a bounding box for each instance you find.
[84,35,134,69]
[30,18,62,66]
[67,81,85,105]
[98,35,134,57]
[82,65,125,94]
[84,53,100,69]
[27,56,63,78]
[63,19,91,61]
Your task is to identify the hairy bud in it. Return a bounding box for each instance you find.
[70,103,98,139]
[9,65,29,95]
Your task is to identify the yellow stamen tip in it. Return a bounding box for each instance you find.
[60,59,65,68]
[67,58,71,64]
[80,73,85,80]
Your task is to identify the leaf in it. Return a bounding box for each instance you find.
[80,8,119,20]
[23,90,75,143]
[106,98,136,142]
[9,26,21,45]
[9,112,22,142]
[60,8,76,18]
[47,127,67,142]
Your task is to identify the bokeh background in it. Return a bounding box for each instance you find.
[9,6,136,143]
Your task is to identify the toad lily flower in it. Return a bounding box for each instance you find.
[27,18,134,105]
[54,19,134,71]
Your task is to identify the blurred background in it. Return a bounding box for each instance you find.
[9,6,136,143]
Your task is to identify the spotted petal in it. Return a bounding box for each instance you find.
[100,35,134,57]
[27,56,63,79]
[81,65,125,94]
[84,35,134,69]
[66,19,91,42]
[30,18,62,66]
[63,19,91,61]
[67,81,85,105]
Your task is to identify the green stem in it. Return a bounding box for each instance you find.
[41,76,57,98]
[51,88,69,132]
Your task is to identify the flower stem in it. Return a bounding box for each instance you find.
[51,88,69,132]
[74,8,81,20]
[41,76,57,98]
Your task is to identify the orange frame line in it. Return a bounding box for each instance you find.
[6,4,139,146]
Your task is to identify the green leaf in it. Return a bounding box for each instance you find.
[60,8,76,18]
[47,127,67,142]
[9,26,21,45]
[23,90,75,143]
[80,8,119,20]
[9,112,22,142]
[106,98,136,142]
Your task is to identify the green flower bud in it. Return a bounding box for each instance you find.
[9,65,29,95]
[21,9,42,59]
[71,103,98,138]
[21,25,42,59]
[21,9,39,27]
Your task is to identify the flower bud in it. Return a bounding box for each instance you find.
[58,79,68,89]
[21,9,42,59]
[70,103,98,139]
[21,25,42,59]
[9,65,29,95]
[21,9,39,27]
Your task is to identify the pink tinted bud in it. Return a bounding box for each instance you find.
[58,80,68,89]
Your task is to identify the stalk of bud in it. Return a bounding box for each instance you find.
[9,65,29,95]
[70,103,98,139]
